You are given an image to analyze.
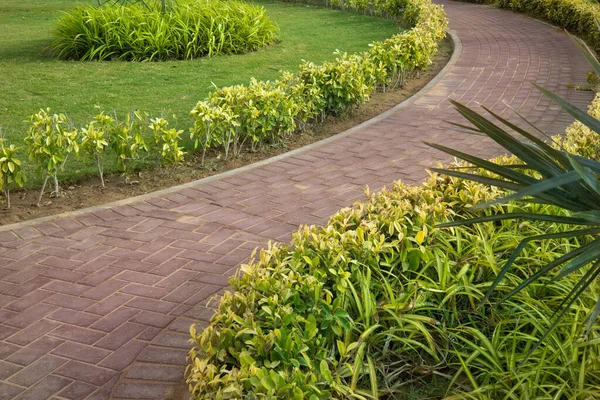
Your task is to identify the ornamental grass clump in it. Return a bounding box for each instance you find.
[51,0,280,61]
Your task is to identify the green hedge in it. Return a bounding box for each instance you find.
[458,0,600,52]
[0,0,447,205]
[189,0,448,159]
[186,97,600,398]
[51,0,280,61]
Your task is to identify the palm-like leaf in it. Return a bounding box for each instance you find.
[429,33,600,351]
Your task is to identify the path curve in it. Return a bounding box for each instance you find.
[0,1,594,399]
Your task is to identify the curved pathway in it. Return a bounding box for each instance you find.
[0,1,594,399]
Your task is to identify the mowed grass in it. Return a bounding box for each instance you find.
[0,0,400,141]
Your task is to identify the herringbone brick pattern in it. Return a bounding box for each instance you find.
[0,1,595,399]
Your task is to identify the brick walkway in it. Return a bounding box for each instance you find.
[0,1,595,399]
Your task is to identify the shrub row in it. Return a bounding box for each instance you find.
[186,96,600,399]
[0,0,447,208]
[51,0,280,61]
[0,109,185,208]
[189,0,447,161]
[457,0,600,52]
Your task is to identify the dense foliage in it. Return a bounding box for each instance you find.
[430,36,600,359]
[50,0,280,61]
[189,0,447,161]
[187,158,600,399]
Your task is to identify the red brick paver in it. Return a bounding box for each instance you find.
[0,2,595,399]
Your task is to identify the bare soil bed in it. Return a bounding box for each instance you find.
[0,38,453,226]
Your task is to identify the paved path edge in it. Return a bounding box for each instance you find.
[0,29,462,234]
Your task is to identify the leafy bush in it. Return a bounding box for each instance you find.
[149,117,186,167]
[0,139,26,209]
[25,109,80,206]
[187,168,600,398]
[297,52,385,115]
[189,0,447,159]
[108,111,149,182]
[51,0,280,61]
[457,0,600,52]
[554,92,600,159]
[80,112,113,188]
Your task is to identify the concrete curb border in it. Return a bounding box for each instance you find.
[0,29,462,233]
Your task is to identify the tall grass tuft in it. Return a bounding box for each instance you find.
[50,0,280,61]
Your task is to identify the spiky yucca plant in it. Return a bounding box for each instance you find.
[429,34,600,354]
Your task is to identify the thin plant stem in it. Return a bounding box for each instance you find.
[4,175,9,209]
[97,154,105,188]
[37,172,49,207]
[53,173,60,197]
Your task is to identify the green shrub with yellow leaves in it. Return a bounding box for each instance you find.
[189,0,447,162]
[186,66,600,400]
[187,163,600,399]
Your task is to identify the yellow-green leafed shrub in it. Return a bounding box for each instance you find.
[187,167,600,398]
[554,92,600,159]
[190,0,447,158]
[190,78,299,160]
[297,52,386,115]
[459,0,600,52]
[186,71,600,400]
[25,109,80,206]
[51,0,280,61]
[0,139,26,209]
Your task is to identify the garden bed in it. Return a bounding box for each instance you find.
[186,90,600,400]
[0,37,452,226]
[0,0,448,224]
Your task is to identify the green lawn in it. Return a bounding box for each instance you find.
[0,0,400,141]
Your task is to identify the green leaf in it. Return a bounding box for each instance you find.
[567,32,600,78]
[320,360,333,385]
[438,213,597,228]
[533,83,600,138]
[239,351,255,367]
[473,170,581,209]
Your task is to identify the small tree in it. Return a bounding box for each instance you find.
[0,138,26,209]
[149,117,185,167]
[190,101,236,165]
[81,112,113,188]
[109,111,148,183]
[25,109,79,206]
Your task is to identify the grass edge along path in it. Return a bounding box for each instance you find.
[0,0,445,204]
[0,0,400,152]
